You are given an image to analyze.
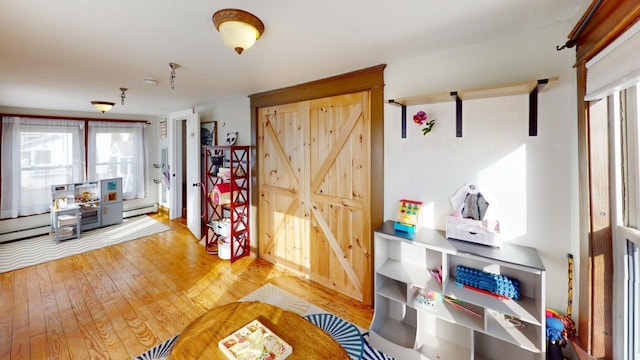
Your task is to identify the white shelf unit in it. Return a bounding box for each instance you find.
[51,206,81,243]
[371,221,546,360]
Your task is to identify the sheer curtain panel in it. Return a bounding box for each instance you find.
[1,116,85,218]
[87,121,148,200]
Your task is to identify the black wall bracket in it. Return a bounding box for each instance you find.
[450,91,462,138]
[529,79,549,136]
[388,100,407,138]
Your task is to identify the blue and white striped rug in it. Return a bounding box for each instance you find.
[0,215,170,273]
[133,283,394,360]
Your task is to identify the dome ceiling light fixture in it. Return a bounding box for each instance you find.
[212,8,264,55]
[91,101,115,113]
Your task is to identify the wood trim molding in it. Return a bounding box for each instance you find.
[0,113,150,123]
[575,61,593,358]
[249,65,386,108]
[571,0,640,64]
[568,2,640,358]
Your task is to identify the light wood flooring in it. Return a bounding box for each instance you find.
[0,213,374,359]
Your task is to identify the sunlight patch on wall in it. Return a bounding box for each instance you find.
[419,201,435,229]
[478,144,527,240]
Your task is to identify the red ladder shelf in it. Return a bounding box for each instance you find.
[201,145,250,262]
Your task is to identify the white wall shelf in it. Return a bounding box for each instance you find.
[388,77,558,137]
[371,220,546,360]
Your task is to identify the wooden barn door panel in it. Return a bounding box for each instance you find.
[257,104,308,273]
[257,91,372,304]
[308,92,371,302]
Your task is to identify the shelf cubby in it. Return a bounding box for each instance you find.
[370,295,417,348]
[371,220,546,360]
[416,311,474,359]
[409,286,485,332]
[377,275,408,303]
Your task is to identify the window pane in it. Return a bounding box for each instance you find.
[88,122,147,200]
[614,85,640,360]
[94,132,134,178]
[21,129,76,213]
[1,117,84,218]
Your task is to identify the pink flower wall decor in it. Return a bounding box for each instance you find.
[413,110,435,135]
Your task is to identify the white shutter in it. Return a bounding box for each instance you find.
[586,20,640,101]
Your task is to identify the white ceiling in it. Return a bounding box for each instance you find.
[0,0,589,117]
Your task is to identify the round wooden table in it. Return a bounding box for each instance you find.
[168,301,349,359]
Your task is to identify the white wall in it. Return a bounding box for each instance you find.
[383,24,579,315]
[196,97,252,146]
[198,23,579,316]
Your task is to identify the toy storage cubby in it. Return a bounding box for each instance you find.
[370,220,546,360]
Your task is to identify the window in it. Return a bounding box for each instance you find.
[0,116,148,219]
[608,86,640,360]
[625,239,639,359]
[585,18,640,359]
[1,117,85,218]
[87,121,147,200]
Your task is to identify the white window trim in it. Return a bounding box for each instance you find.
[612,86,640,360]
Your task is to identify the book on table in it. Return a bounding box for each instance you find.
[218,319,292,360]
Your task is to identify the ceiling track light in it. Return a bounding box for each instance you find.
[91,101,115,113]
[212,8,264,55]
[169,62,180,89]
[120,87,128,105]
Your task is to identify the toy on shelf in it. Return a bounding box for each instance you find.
[455,265,520,300]
[394,199,423,233]
[415,289,441,308]
[443,296,482,318]
[446,183,501,247]
[209,183,238,205]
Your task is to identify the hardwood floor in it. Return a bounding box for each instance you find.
[0,213,374,359]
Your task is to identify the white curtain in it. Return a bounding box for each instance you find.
[1,116,85,218]
[87,121,148,200]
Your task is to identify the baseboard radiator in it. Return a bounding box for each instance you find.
[123,203,158,218]
[0,203,159,244]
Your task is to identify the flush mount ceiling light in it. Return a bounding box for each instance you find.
[91,101,115,113]
[212,8,264,55]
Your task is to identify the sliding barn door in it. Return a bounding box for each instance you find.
[257,102,308,273]
[258,91,372,304]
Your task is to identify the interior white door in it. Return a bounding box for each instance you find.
[185,112,201,239]
[169,108,201,239]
